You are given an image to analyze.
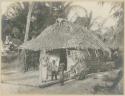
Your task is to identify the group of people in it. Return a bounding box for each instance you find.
[39,55,66,86]
[50,60,65,85]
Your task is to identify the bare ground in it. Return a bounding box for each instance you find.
[1,54,123,95]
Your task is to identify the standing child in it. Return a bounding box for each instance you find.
[51,60,58,80]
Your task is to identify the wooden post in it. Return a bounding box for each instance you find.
[66,49,68,71]
[39,50,43,84]
[87,49,90,56]
[97,50,100,65]
[95,50,98,57]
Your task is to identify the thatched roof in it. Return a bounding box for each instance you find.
[20,19,111,55]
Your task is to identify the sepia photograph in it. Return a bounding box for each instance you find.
[1,0,124,95]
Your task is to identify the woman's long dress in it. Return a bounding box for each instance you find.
[39,52,48,84]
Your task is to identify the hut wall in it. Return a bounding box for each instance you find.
[67,55,75,71]
[68,50,88,74]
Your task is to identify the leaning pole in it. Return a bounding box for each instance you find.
[22,2,34,72]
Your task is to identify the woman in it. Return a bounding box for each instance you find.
[39,52,48,83]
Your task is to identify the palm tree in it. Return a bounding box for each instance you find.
[74,11,98,29]
[5,1,72,40]
[69,6,98,29]
[98,1,124,49]
[21,2,34,71]
[111,2,124,49]
[4,1,72,71]
[98,1,124,90]
[45,1,72,18]
[5,2,29,41]
[24,2,34,42]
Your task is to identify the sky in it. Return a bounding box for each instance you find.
[1,2,13,15]
[1,1,116,28]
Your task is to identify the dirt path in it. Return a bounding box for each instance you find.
[0,78,113,95]
[0,79,94,94]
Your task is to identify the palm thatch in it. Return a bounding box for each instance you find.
[20,19,111,55]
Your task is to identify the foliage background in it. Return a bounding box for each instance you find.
[1,1,124,72]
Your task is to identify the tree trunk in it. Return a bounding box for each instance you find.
[24,2,34,42]
[21,2,34,72]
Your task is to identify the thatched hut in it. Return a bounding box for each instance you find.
[20,19,111,83]
[21,19,110,52]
